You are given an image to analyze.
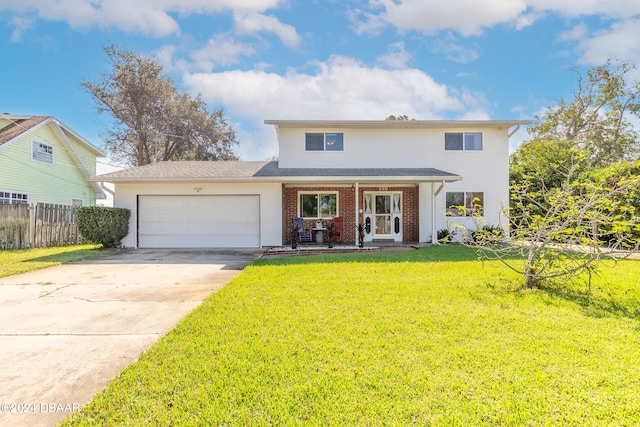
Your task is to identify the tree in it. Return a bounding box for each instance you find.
[456,162,640,289]
[385,114,413,120]
[529,61,640,168]
[82,45,238,166]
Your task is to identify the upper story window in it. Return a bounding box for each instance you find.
[32,140,54,164]
[305,133,344,151]
[0,190,29,205]
[445,132,483,151]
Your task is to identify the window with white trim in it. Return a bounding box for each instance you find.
[445,191,484,216]
[305,133,344,151]
[71,198,84,207]
[445,132,483,151]
[0,191,29,205]
[299,192,338,218]
[32,140,54,164]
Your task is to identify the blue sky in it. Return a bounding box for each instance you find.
[1,0,639,164]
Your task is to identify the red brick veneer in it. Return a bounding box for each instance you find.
[282,185,419,244]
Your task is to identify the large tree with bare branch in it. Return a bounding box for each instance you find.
[82,44,238,166]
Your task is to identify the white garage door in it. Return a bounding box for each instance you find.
[138,195,260,248]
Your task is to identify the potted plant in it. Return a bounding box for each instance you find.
[291,223,300,249]
[325,222,335,248]
[355,223,366,248]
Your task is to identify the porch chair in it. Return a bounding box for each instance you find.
[293,217,312,243]
[331,216,344,242]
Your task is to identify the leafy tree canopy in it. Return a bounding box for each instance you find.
[82,45,238,166]
[385,114,413,120]
[527,60,640,168]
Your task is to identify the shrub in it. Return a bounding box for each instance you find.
[437,228,451,243]
[471,225,504,244]
[77,206,130,248]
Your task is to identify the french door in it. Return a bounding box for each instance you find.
[363,192,402,241]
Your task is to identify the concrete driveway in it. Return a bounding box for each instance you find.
[0,249,261,427]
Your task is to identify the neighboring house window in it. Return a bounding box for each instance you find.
[305,133,344,151]
[299,192,338,218]
[32,140,54,164]
[0,191,29,205]
[445,132,483,151]
[71,199,84,207]
[446,192,484,216]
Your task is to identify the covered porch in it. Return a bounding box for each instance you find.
[275,169,462,246]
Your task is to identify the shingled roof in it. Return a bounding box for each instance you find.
[91,160,461,183]
[0,115,50,145]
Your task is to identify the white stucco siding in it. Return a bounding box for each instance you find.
[277,126,511,170]
[279,125,511,241]
[114,182,282,248]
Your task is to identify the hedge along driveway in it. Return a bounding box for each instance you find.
[77,206,131,248]
[0,248,260,427]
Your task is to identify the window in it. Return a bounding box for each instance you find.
[446,191,484,216]
[71,198,84,207]
[445,132,482,151]
[32,140,54,164]
[305,133,344,151]
[299,192,338,218]
[0,191,29,205]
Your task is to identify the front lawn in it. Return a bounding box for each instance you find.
[62,246,640,426]
[0,244,103,278]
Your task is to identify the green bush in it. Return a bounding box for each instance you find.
[437,228,451,243]
[77,206,130,248]
[471,225,504,244]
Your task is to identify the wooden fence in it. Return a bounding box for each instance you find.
[0,203,82,249]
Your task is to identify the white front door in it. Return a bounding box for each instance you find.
[363,192,402,241]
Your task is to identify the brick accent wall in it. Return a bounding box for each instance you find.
[282,185,419,244]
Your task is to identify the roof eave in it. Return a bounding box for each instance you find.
[264,119,533,129]
[90,175,462,184]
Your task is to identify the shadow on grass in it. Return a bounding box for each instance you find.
[22,248,107,264]
[259,246,640,322]
[256,244,524,266]
[539,279,640,321]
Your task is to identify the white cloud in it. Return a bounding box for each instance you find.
[233,12,301,48]
[559,23,589,41]
[356,0,640,37]
[357,0,528,37]
[190,34,256,71]
[0,0,288,38]
[9,15,34,42]
[574,19,640,64]
[431,34,480,63]
[527,0,640,19]
[183,56,490,159]
[376,41,411,69]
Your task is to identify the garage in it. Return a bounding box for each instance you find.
[138,195,260,248]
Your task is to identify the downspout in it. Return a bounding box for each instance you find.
[508,124,521,138]
[99,182,115,198]
[431,180,446,244]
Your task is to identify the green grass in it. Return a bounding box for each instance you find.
[0,244,104,278]
[62,246,640,426]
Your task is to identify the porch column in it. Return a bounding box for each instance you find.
[431,181,445,244]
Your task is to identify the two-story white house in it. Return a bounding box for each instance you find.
[93,119,529,248]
